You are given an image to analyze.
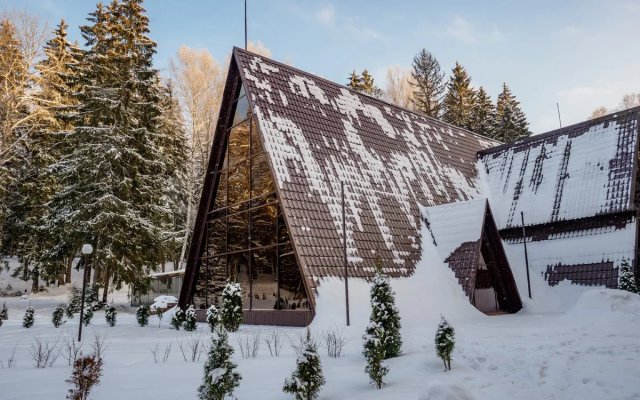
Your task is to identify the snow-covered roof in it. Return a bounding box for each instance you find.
[422,198,487,261]
[479,108,639,229]
[234,48,498,278]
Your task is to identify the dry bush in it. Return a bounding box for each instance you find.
[263,330,285,357]
[62,335,83,366]
[89,331,109,360]
[176,333,206,362]
[66,354,103,400]
[29,337,60,368]
[151,343,172,364]
[0,343,17,368]
[322,327,347,358]
[236,332,261,359]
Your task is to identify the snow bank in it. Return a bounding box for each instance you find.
[567,289,640,322]
[419,384,476,400]
[312,225,481,332]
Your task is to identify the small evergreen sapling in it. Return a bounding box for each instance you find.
[283,328,326,400]
[198,327,241,400]
[1,302,8,320]
[220,281,243,332]
[66,287,81,318]
[105,303,117,327]
[23,306,35,328]
[136,305,150,327]
[82,304,94,327]
[363,321,388,389]
[435,315,455,371]
[619,259,639,294]
[183,305,197,331]
[206,305,219,333]
[53,304,65,328]
[368,262,402,358]
[170,306,185,330]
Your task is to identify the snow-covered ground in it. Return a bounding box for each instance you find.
[2,234,640,400]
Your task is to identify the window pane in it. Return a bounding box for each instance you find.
[212,170,227,210]
[232,95,250,126]
[238,84,245,100]
[228,252,251,310]
[251,248,278,310]
[206,212,226,256]
[278,246,309,310]
[227,211,248,252]
[277,212,290,244]
[227,160,250,208]
[251,152,276,202]
[251,204,277,249]
[251,118,263,155]
[228,119,250,166]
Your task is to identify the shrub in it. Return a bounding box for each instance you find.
[206,305,219,333]
[435,315,455,371]
[198,328,241,400]
[170,306,185,330]
[82,304,94,327]
[183,305,197,331]
[283,328,325,399]
[23,306,35,328]
[136,305,150,327]
[220,282,242,332]
[66,354,103,400]
[105,303,117,327]
[53,304,65,328]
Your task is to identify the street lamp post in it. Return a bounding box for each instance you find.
[78,244,93,342]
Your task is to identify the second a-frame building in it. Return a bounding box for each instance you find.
[178,47,640,326]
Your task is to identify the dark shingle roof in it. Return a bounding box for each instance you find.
[479,107,640,229]
[234,48,497,278]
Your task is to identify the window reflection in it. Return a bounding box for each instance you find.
[232,95,250,126]
[251,248,278,310]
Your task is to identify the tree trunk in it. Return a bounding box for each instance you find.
[31,266,39,293]
[101,267,109,303]
[65,255,73,284]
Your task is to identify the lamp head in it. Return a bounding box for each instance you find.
[81,244,93,255]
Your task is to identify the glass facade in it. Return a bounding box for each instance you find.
[193,82,309,312]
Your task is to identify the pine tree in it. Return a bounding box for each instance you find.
[0,302,8,320]
[82,304,94,327]
[23,306,35,328]
[283,328,326,399]
[66,287,81,318]
[105,303,117,327]
[363,321,388,389]
[170,306,185,330]
[360,70,384,98]
[52,304,65,328]
[410,48,446,118]
[183,305,197,331]
[206,304,219,333]
[619,259,639,294]
[198,327,241,400]
[495,83,530,142]
[469,87,497,138]
[435,315,455,371]
[136,305,150,327]
[442,62,476,130]
[220,281,243,332]
[367,262,402,358]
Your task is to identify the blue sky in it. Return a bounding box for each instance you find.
[2,0,639,133]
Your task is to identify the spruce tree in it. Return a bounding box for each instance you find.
[619,259,639,294]
[206,304,219,333]
[23,306,35,328]
[136,305,150,327]
[361,70,384,98]
[435,315,455,371]
[171,306,185,330]
[105,303,117,327]
[283,328,326,399]
[442,62,476,130]
[220,281,243,332]
[495,83,530,142]
[198,327,241,400]
[183,305,197,331]
[347,70,363,91]
[82,304,94,326]
[469,87,497,138]
[410,48,446,118]
[52,304,65,328]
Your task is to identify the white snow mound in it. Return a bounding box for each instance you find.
[419,384,476,400]
[568,288,640,322]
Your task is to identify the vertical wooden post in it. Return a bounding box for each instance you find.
[342,181,350,326]
[520,211,532,299]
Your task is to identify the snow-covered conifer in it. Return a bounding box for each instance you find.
[619,259,639,294]
[66,286,81,318]
[198,327,241,400]
[82,304,94,327]
[52,304,65,328]
[136,305,150,327]
[171,306,185,330]
[363,321,388,389]
[283,328,325,399]
[435,315,455,371]
[183,305,197,331]
[206,305,219,333]
[220,281,243,332]
[0,302,8,321]
[367,262,402,358]
[105,303,117,327]
[23,306,35,328]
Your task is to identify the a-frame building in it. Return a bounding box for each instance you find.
[178,47,519,325]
